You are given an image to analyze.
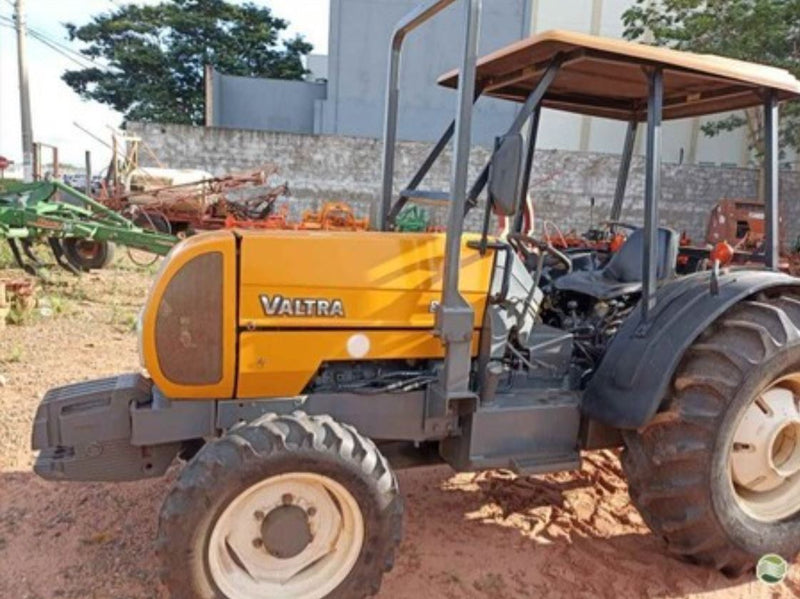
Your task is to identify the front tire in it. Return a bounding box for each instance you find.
[157,412,403,599]
[623,294,800,574]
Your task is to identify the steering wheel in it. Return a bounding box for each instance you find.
[506,233,573,273]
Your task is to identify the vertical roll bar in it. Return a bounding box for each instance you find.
[441,0,481,306]
[764,90,779,270]
[641,68,663,323]
[378,0,459,231]
[423,0,482,431]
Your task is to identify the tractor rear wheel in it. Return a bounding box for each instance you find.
[157,412,403,599]
[622,294,800,575]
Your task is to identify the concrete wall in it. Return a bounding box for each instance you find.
[306,54,329,82]
[209,70,326,134]
[128,122,800,243]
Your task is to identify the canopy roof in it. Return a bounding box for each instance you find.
[438,30,800,121]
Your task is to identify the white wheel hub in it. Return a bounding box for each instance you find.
[730,379,800,521]
[208,472,365,599]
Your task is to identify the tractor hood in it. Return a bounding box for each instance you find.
[237,230,493,330]
[139,229,495,400]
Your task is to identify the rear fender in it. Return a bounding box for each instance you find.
[583,269,800,429]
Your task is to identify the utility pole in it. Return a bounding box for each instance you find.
[15,0,33,182]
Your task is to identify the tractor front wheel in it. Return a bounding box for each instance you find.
[156,412,403,599]
[623,294,800,574]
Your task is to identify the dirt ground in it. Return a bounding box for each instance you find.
[1,256,799,599]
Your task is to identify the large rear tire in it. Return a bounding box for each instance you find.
[622,294,800,574]
[157,412,403,599]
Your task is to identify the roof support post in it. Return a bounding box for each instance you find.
[512,105,541,234]
[610,120,636,222]
[378,0,459,231]
[764,90,779,270]
[465,56,563,212]
[426,0,481,434]
[641,67,662,324]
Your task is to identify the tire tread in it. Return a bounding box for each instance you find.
[156,412,402,599]
[622,293,800,575]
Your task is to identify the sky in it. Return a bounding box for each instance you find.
[0,0,329,172]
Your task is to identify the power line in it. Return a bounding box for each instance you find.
[0,13,111,72]
[32,31,98,70]
[29,29,105,70]
[0,16,84,65]
[0,20,109,72]
[29,29,98,69]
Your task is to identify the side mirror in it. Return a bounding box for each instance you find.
[488,133,524,216]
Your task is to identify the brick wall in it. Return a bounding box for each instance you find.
[128,122,800,244]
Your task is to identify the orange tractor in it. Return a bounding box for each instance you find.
[678,198,794,273]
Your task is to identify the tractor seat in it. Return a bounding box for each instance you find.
[553,227,679,300]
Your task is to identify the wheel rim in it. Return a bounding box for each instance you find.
[207,472,365,599]
[730,374,800,522]
[74,240,102,260]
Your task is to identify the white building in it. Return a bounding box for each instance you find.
[207,0,767,167]
[529,0,753,167]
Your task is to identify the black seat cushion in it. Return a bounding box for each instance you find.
[553,227,679,300]
[603,228,678,283]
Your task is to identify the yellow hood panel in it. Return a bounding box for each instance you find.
[237,231,494,330]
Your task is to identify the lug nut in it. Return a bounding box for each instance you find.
[282,493,293,505]
[254,510,265,520]
[307,507,317,516]
[252,538,263,548]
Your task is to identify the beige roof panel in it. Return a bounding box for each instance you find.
[438,30,800,121]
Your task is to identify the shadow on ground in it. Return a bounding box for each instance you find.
[0,456,797,599]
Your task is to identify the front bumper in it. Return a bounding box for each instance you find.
[32,373,180,482]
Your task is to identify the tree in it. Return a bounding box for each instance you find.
[622,0,800,158]
[63,0,312,125]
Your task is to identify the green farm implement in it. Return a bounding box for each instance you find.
[0,180,176,274]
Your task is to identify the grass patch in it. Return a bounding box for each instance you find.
[0,242,16,269]
[109,306,139,334]
[4,345,23,363]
